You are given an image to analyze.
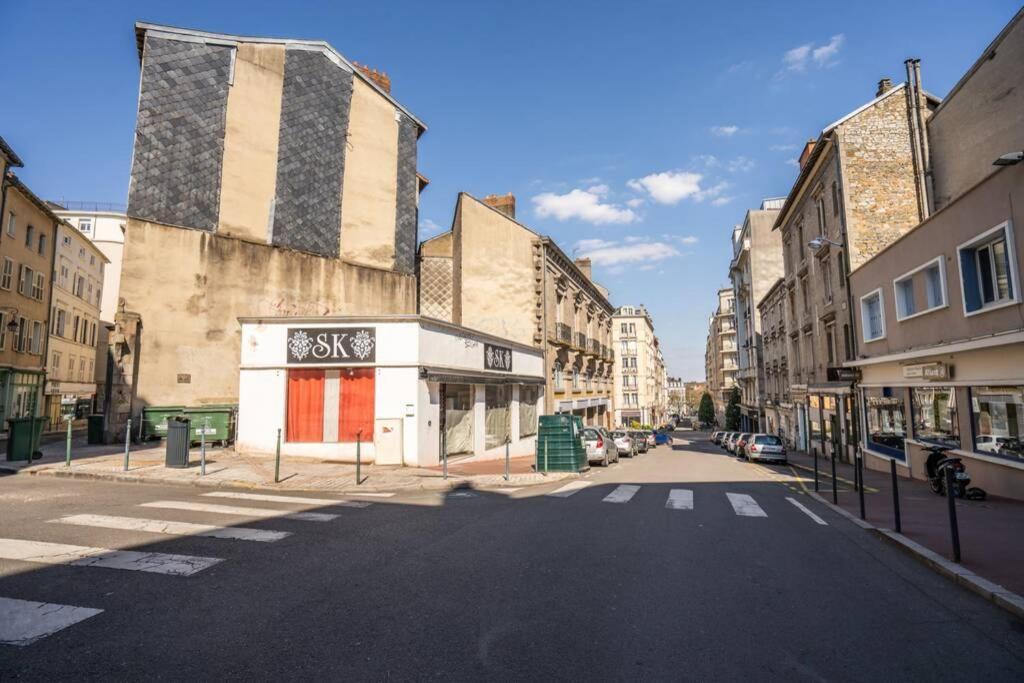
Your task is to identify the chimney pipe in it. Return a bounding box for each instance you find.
[904,59,929,221]
[352,61,391,94]
[482,193,516,219]
[575,257,592,281]
[876,77,893,97]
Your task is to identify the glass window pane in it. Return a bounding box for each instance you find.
[992,238,1011,300]
[485,384,511,449]
[911,386,959,447]
[897,279,915,317]
[444,384,474,455]
[971,386,1024,462]
[864,387,906,459]
[978,245,995,303]
[925,265,943,308]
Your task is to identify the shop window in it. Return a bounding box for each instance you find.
[911,386,959,448]
[969,386,1024,462]
[287,369,325,442]
[958,222,1018,315]
[864,386,906,459]
[860,289,885,342]
[485,384,511,449]
[285,368,375,443]
[519,385,538,438]
[443,384,473,455]
[338,368,374,442]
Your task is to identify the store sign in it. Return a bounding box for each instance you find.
[286,327,376,364]
[827,367,861,382]
[484,343,513,372]
[902,362,948,380]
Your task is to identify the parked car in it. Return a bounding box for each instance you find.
[743,433,788,463]
[734,433,753,458]
[654,430,673,446]
[629,430,649,453]
[582,427,618,467]
[711,431,723,444]
[610,430,635,457]
[644,431,657,448]
[722,432,736,451]
[725,432,741,453]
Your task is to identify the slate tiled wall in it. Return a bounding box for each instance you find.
[394,116,419,274]
[127,36,232,231]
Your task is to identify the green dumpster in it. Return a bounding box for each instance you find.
[183,405,237,446]
[141,406,185,441]
[87,414,105,445]
[6,417,46,462]
[536,414,588,472]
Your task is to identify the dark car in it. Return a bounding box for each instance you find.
[628,430,649,453]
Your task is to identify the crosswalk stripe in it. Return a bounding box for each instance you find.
[786,497,828,525]
[603,484,640,504]
[51,514,292,542]
[0,538,222,576]
[203,492,370,508]
[546,481,592,498]
[666,489,694,510]
[0,596,103,647]
[140,501,337,522]
[347,492,395,498]
[726,493,767,517]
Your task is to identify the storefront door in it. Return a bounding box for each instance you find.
[443,384,473,456]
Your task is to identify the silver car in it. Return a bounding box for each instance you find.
[583,427,618,466]
[744,433,787,463]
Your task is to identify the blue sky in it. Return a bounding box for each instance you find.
[2,1,1018,380]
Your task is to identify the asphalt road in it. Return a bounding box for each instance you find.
[2,431,1023,680]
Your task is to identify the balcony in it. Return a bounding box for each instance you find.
[554,322,572,345]
[575,331,588,350]
[587,338,601,356]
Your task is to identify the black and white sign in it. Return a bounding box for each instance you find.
[286,327,376,364]
[484,343,513,372]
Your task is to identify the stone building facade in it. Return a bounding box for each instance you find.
[613,305,665,427]
[704,287,736,424]
[110,23,427,439]
[418,193,615,427]
[757,277,790,443]
[774,78,939,460]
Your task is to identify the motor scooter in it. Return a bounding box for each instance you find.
[923,444,986,500]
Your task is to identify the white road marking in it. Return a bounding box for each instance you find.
[346,492,395,498]
[786,497,828,525]
[546,481,592,498]
[51,514,291,543]
[0,538,222,576]
[666,489,694,510]
[140,501,337,522]
[203,491,370,508]
[603,484,641,504]
[726,493,767,518]
[0,596,104,647]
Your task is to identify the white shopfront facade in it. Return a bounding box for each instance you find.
[236,316,544,467]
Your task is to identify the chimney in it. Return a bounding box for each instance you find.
[353,61,391,94]
[482,193,516,219]
[798,139,816,170]
[876,77,893,97]
[575,257,592,281]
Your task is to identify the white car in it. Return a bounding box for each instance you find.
[743,434,787,463]
[976,435,1010,453]
[582,427,618,467]
[610,430,635,457]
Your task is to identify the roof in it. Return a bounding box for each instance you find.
[4,172,68,227]
[0,136,23,169]
[134,22,426,133]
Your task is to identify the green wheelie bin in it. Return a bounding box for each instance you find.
[5,417,46,462]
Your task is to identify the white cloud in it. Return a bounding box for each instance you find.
[711,125,740,137]
[679,235,699,245]
[770,144,797,151]
[726,60,753,75]
[786,158,800,167]
[780,34,845,74]
[813,34,845,67]
[532,187,638,225]
[783,43,812,72]
[726,156,755,173]
[418,218,445,237]
[626,198,645,208]
[711,196,734,207]
[628,171,704,205]
[575,237,681,268]
[694,180,730,203]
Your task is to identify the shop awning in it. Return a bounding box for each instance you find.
[420,367,545,386]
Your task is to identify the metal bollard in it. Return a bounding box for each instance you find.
[945,467,962,562]
[356,430,362,485]
[831,450,838,505]
[65,416,73,467]
[890,458,902,533]
[504,436,510,481]
[857,452,866,521]
[200,416,207,476]
[274,428,282,484]
[442,430,448,480]
[544,440,549,474]
[813,447,819,492]
[123,418,132,472]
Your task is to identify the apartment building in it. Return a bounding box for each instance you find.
[110,23,427,440]
[705,288,737,423]
[728,198,784,432]
[419,192,614,429]
[847,9,1024,499]
[774,76,939,460]
[758,277,790,442]
[612,306,662,426]
[44,222,107,429]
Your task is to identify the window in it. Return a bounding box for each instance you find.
[79,247,86,260]
[25,224,34,247]
[519,385,538,438]
[68,355,75,374]
[90,254,95,266]
[285,368,375,443]
[860,289,885,342]
[62,234,71,246]
[894,257,946,321]
[620,323,627,334]
[553,362,563,390]
[17,265,31,296]
[32,272,44,301]
[800,276,810,314]
[797,222,805,259]
[837,255,846,289]
[821,260,832,303]
[831,181,840,216]
[78,357,85,380]
[843,324,852,362]
[0,258,12,290]
[38,234,46,256]
[970,386,1024,462]
[911,386,959,448]
[51,351,61,375]
[958,222,1018,314]
[14,317,26,353]
[73,315,80,341]
[485,385,512,449]
[815,197,826,235]
[825,324,836,366]
[30,321,42,354]
[864,386,907,459]
[571,368,580,390]
[56,309,66,337]
[6,211,14,237]
[0,312,6,350]
[78,218,92,234]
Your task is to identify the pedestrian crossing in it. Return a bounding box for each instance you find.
[1,489,369,647]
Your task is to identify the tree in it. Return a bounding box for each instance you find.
[697,392,715,428]
[725,387,741,430]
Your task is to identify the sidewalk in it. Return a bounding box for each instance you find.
[0,437,573,493]
[783,447,1024,598]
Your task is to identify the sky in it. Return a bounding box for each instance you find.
[2,1,1019,380]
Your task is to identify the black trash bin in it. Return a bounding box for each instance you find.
[165,417,191,469]
[87,414,105,445]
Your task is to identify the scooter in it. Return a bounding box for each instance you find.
[924,445,986,500]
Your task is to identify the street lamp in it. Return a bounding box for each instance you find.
[807,236,843,251]
[993,151,1023,166]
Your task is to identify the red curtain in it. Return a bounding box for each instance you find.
[339,368,375,442]
[287,369,325,442]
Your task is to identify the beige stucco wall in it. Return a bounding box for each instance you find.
[119,219,416,407]
[454,195,536,346]
[339,78,399,270]
[217,44,285,243]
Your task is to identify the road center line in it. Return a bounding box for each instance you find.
[546,481,592,497]
[0,596,104,647]
[786,497,828,525]
[203,491,370,508]
[666,489,694,510]
[602,484,640,504]
[141,501,337,522]
[726,493,767,517]
[0,538,222,576]
[51,514,292,542]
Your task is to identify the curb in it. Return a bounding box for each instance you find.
[807,491,1024,622]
